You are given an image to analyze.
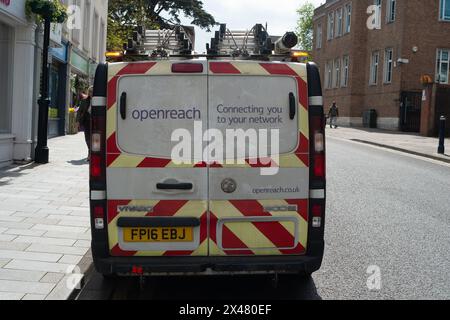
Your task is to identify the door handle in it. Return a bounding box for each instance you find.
[156,183,193,191]
[289,92,296,120]
[120,92,127,120]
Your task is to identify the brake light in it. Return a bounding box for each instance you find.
[90,154,102,177]
[313,154,325,178]
[172,63,204,73]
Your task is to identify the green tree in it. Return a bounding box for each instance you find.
[107,0,216,51]
[295,2,315,52]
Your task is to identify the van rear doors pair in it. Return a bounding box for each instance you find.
[103,60,310,259]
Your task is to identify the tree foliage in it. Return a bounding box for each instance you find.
[295,2,315,52]
[107,0,216,51]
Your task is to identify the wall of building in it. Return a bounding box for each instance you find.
[0,1,37,166]
[0,0,108,167]
[313,0,450,131]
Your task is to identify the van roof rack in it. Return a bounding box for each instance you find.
[206,23,298,60]
[124,25,195,59]
[121,23,298,61]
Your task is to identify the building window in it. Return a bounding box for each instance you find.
[316,24,322,49]
[325,61,333,89]
[387,0,396,23]
[71,0,81,44]
[344,3,352,34]
[334,58,341,88]
[342,55,350,87]
[436,49,450,84]
[336,8,343,37]
[440,0,450,21]
[91,11,99,61]
[383,48,393,83]
[370,51,380,85]
[99,20,106,62]
[327,12,334,40]
[83,0,91,51]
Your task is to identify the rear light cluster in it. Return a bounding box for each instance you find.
[309,108,326,229]
[90,97,107,231]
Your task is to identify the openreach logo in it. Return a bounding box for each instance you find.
[171,121,281,176]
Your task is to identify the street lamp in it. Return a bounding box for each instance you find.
[26,0,67,164]
[34,17,52,163]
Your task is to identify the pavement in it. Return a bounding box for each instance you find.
[0,133,90,300]
[326,126,450,163]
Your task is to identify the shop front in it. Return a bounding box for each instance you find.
[69,48,90,112]
[48,41,69,137]
[0,0,37,167]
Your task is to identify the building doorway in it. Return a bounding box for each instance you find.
[400,91,422,132]
[0,21,11,134]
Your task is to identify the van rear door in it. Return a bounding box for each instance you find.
[106,61,208,257]
[207,61,310,256]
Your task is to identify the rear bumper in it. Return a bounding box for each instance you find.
[92,241,324,276]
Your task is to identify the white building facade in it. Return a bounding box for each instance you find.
[0,0,108,167]
[0,0,37,167]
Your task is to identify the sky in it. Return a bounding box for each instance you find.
[179,0,325,53]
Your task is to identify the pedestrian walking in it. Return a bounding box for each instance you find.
[76,86,93,160]
[328,101,339,129]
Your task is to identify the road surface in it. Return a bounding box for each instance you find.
[77,137,450,300]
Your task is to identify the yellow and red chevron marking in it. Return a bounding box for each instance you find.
[107,200,208,257]
[106,61,206,169]
[209,199,308,256]
[209,61,309,168]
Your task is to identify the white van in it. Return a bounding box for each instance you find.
[89,58,326,277]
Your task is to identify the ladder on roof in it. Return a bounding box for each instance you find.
[125,25,195,58]
[207,24,273,57]
[207,23,298,58]
[121,23,298,61]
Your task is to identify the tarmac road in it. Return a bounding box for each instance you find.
[77,137,450,300]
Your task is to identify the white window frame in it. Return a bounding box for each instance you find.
[370,51,380,85]
[325,61,333,89]
[386,0,396,23]
[342,55,350,87]
[344,3,352,34]
[327,12,335,40]
[316,24,322,49]
[71,0,81,44]
[440,0,450,21]
[436,49,450,84]
[384,48,394,84]
[336,8,343,37]
[334,58,341,88]
[83,0,91,51]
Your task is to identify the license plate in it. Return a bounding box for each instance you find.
[123,227,193,243]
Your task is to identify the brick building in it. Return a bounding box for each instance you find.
[312,0,450,131]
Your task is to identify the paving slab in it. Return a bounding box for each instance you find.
[0,133,90,300]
